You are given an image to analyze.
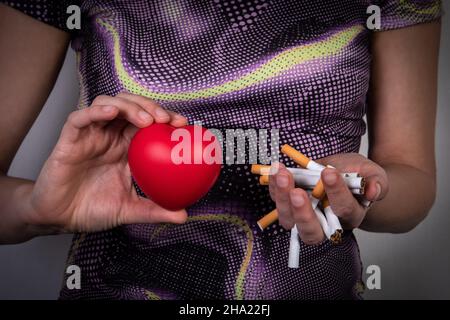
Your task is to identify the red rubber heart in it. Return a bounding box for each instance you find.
[128,123,222,211]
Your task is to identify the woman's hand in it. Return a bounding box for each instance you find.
[23,92,189,234]
[269,153,389,244]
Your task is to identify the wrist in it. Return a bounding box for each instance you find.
[16,182,63,238]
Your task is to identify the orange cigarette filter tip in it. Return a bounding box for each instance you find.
[281,144,310,168]
[259,175,270,185]
[322,196,330,208]
[251,164,270,175]
[312,178,326,199]
[257,209,279,230]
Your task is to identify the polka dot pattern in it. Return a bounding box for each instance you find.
[3,0,441,300]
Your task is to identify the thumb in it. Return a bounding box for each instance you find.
[120,197,188,225]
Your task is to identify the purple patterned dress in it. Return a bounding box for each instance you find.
[2,0,441,299]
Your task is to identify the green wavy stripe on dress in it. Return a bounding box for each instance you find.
[97,18,363,101]
[149,214,254,300]
[399,0,441,15]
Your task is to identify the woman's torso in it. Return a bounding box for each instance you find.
[61,0,371,300]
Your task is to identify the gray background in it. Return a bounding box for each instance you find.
[0,5,449,299]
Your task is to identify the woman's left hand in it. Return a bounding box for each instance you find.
[269,153,389,244]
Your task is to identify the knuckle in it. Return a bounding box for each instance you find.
[276,192,289,203]
[276,204,290,217]
[302,235,323,246]
[92,94,109,105]
[67,110,80,123]
[337,204,355,219]
[295,212,315,225]
[279,219,294,230]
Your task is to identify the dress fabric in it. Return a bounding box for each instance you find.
[1,0,442,299]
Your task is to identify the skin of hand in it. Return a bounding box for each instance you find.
[22,92,189,234]
[269,154,388,245]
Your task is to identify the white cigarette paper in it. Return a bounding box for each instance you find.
[313,207,331,239]
[260,167,357,177]
[288,225,301,268]
[324,206,343,237]
[260,167,363,190]
[360,197,372,208]
[291,176,364,194]
[310,197,320,210]
[306,161,325,171]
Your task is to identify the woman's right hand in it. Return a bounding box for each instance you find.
[22,92,189,234]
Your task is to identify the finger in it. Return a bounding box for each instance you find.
[116,92,172,123]
[268,163,281,201]
[121,197,188,225]
[316,153,363,171]
[66,105,119,130]
[319,154,388,202]
[289,188,325,245]
[92,94,154,128]
[63,106,120,143]
[274,164,295,229]
[358,161,389,201]
[167,110,188,127]
[322,168,364,226]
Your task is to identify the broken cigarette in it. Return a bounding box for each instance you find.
[313,207,331,239]
[308,177,333,239]
[259,175,270,185]
[254,164,358,178]
[281,144,325,171]
[255,167,364,193]
[251,164,268,175]
[258,174,364,196]
[257,209,278,231]
[322,196,343,244]
[360,197,373,209]
[288,225,300,268]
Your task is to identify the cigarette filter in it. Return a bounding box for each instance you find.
[259,175,270,185]
[251,164,270,175]
[311,178,325,200]
[257,209,278,230]
[310,177,326,210]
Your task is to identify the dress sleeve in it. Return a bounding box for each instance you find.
[0,0,79,32]
[372,0,443,31]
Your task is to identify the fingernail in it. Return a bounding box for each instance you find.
[324,172,337,186]
[138,110,152,123]
[155,108,169,119]
[290,192,304,207]
[374,183,382,200]
[102,105,114,112]
[277,175,289,188]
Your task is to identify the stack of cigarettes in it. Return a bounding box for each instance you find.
[251,144,366,268]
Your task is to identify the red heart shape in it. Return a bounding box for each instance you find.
[128,123,222,211]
